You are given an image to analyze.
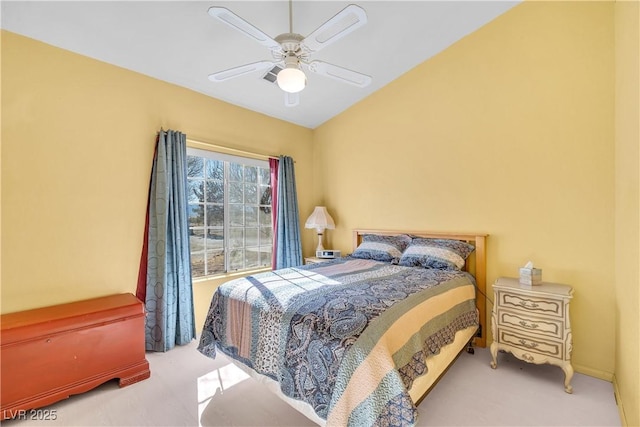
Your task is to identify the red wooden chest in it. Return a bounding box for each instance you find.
[0,293,150,418]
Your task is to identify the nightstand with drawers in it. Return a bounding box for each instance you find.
[490,276,574,393]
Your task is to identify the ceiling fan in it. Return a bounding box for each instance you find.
[207,1,372,107]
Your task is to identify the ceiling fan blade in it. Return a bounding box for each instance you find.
[208,61,276,82]
[301,4,367,54]
[208,7,281,50]
[284,92,300,107]
[307,61,372,88]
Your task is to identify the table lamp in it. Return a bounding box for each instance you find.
[304,206,335,251]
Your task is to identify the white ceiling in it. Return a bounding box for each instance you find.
[1,1,519,129]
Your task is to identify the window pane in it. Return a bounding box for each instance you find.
[206,159,223,180]
[245,166,258,183]
[245,206,258,227]
[206,205,224,227]
[191,251,205,277]
[230,163,243,182]
[229,228,244,248]
[187,156,204,178]
[259,186,271,206]
[259,168,270,186]
[206,228,224,251]
[188,180,204,203]
[245,183,257,204]
[206,179,223,203]
[207,239,224,274]
[245,227,258,247]
[207,227,224,240]
[229,182,243,204]
[245,248,259,268]
[190,228,205,252]
[260,226,272,244]
[229,248,244,270]
[189,205,204,227]
[260,246,272,266]
[230,204,244,226]
[259,206,271,226]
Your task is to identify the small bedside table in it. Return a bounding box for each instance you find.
[304,257,333,265]
[490,277,574,393]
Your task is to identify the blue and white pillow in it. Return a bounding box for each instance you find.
[399,238,475,271]
[351,234,412,263]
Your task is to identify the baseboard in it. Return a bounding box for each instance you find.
[612,375,628,426]
[573,363,614,382]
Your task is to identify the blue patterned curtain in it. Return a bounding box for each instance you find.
[275,156,303,268]
[140,129,195,352]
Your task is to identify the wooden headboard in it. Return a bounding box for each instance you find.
[352,229,487,348]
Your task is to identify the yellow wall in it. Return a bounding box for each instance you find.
[314,1,616,379]
[0,30,4,299]
[614,1,639,425]
[0,31,314,328]
[2,1,638,420]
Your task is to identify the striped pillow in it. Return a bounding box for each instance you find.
[351,234,412,263]
[399,238,475,271]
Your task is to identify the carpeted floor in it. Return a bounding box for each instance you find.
[3,339,621,426]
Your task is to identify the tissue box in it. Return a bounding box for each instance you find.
[519,267,542,285]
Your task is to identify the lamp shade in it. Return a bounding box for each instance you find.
[277,54,307,93]
[305,206,335,231]
[277,67,306,93]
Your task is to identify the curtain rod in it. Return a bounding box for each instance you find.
[186,138,279,161]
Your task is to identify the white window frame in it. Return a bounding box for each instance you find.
[187,147,273,278]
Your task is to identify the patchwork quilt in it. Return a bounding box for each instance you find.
[198,257,478,426]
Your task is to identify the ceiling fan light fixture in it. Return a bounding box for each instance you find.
[277,54,306,93]
[277,67,306,93]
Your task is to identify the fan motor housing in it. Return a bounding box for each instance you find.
[274,33,307,59]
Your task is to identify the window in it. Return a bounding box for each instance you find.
[186,148,273,277]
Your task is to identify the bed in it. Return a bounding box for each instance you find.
[198,229,487,426]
